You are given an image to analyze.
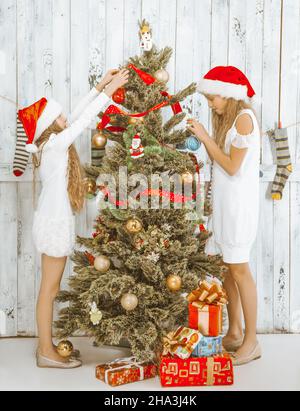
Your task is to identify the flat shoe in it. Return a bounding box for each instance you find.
[36,352,82,369]
[222,337,244,353]
[231,342,262,366]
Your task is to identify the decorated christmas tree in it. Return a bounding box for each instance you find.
[55,20,223,360]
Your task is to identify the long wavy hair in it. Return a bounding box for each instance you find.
[211,98,256,150]
[32,120,85,213]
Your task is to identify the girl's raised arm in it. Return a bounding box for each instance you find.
[47,69,129,151]
[68,87,101,124]
[69,70,119,123]
[48,91,110,151]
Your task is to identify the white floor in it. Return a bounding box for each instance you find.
[0,335,299,391]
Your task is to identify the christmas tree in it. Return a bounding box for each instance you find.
[55,20,223,360]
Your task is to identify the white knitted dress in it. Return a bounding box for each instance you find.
[32,88,110,257]
[205,109,260,264]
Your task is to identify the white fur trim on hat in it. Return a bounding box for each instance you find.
[34,99,63,140]
[197,79,249,101]
[25,143,39,153]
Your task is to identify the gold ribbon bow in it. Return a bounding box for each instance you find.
[187,280,228,308]
[162,331,187,356]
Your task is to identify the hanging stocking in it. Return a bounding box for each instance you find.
[267,127,293,200]
[13,115,30,177]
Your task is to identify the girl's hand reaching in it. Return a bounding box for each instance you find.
[95,69,119,92]
[104,69,129,97]
[101,69,119,87]
[187,118,210,143]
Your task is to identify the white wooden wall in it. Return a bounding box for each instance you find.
[0,0,300,336]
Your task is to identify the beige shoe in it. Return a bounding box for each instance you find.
[36,352,82,369]
[231,342,262,366]
[222,337,244,352]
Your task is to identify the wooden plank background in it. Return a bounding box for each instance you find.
[0,0,299,336]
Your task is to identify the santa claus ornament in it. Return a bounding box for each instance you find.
[130,134,144,159]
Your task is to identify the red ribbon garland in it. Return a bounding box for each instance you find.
[99,186,197,207]
[97,100,171,130]
[97,64,182,130]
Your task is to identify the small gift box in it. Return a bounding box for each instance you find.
[95,356,157,387]
[162,326,202,360]
[187,279,227,337]
[160,354,234,387]
[189,303,222,337]
[192,335,223,357]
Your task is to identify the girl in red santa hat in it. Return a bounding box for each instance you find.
[187,66,261,366]
[18,69,129,368]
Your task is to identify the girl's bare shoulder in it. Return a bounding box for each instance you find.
[235,112,254,136]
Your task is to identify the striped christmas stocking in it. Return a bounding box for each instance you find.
[13,115,30,177]
[268,127,293,200]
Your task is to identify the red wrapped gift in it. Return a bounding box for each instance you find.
[189,302,222,337]
[160,354,233,387]
[96,356,157,387]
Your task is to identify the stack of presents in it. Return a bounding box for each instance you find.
[95,278,234,387]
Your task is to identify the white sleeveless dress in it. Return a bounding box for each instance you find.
[32,88,110,258]
[205,109,260,264]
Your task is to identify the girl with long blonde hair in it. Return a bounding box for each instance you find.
[18,69,129,368]
[188,66,261,366]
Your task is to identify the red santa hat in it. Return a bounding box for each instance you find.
[197,66,255,102]
[18,97,63,153]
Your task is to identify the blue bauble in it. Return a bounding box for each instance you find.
[185,136,201,151]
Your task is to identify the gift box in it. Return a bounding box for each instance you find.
[95,356,157,387]
[160,354,233,387]
[187,279,227,337]
[189,302,222,337]
[162,326,202,359]
[192,335,223,357]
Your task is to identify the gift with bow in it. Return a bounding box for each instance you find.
[95,356,157,387]
[162,326,202,359]
[187,279,227,337]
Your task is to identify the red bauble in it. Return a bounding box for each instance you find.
[112,87,126,104]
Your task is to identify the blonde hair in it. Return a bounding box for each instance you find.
[32,120,85,213]
[211,98,255,150]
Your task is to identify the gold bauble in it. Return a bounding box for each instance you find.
[181,172,194,184]
[121,293,138,311]
[83,178,97,199]
[57,340,73,358]
[166,274,182,292]
[154,68,169,83]
[125,218,143,234]
[128,116,144,125]
[94,255,111,273]
[92,132,107,149]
